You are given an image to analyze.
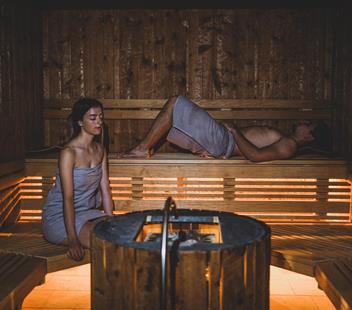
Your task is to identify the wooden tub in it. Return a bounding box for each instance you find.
[91,209,271,310]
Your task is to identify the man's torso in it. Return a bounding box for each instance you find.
[233,126,285,156]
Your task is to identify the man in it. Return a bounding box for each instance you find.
[119,95,331,162]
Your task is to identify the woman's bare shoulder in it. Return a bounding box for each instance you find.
[59,145,76,163]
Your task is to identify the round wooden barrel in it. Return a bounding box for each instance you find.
[91,209,271,310]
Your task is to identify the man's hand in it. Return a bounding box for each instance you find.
[223,123,237,135]
[67,238,85,261]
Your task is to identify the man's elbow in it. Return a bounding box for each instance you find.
[246,152,263,163]
[278,148,295,160]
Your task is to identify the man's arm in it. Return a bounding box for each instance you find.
[227,126,297,162]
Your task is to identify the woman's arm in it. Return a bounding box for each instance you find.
[100,148,114,216]
[59,148,85,261]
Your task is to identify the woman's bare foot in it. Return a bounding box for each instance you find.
[117,147,153,158]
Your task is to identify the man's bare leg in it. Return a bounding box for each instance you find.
[119,96,178,158]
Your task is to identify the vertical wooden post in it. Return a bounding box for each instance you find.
[349,178,352,222]
[316,179,329,219]
[131,177,143,200]
[223,178,235,201]
[177,177,187,200]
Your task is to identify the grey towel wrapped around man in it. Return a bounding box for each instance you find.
[167,95,235,158]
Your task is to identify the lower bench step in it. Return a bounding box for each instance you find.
[315,257,352,310]
[0,253,46,310]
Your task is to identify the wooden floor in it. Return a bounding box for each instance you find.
[1,219,352,277]
[22,264,336,310]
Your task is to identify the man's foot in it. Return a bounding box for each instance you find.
[117,147,153,158]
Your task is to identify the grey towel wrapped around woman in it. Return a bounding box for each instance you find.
[42,163,106,244]
[166,95,235,158]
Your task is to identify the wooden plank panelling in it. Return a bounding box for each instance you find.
[22,154,351,223]
[332,9,352,169]
[0,3,43,162]
[0,167,24,227]
[42,98,333,152]
[41,9,337,154]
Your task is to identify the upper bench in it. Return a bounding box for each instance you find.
[42,98,333,154]
[24,98,351,223]
[24,153,351,223]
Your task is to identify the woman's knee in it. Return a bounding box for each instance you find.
[78,221,95,248]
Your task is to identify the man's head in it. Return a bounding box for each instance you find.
[293,120,332,154]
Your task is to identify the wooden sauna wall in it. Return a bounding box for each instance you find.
[332,9,352,168]
[0,3,43,163]
[42,9,335,153]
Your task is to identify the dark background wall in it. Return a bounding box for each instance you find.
[332,9,352,169]
[42,9,332,101]
[0,3,43,163]
[0,6,351,165]
[42,9,335,153]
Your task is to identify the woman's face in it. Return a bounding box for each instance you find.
[78,106,103,136]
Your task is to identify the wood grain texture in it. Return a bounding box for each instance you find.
[0,221,89,273]
[40,9,340,154]
[0,253,46,310]
[331,9,352,169]
[91,211,270,309]
[271,224,352,276]
[22,154,351,223]
[0,4,43,162]
[315,257,352,310]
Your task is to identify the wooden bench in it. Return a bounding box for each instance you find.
[0,161,25,227]
[315,257,352,310]
[271,223,352,276]
[1,98,351,305]
[0,161,89,273]
[0,252,46,310]
[22,153,352,277]
[0,221,89,273]
[1,155,351,306]
[43,98,333,154]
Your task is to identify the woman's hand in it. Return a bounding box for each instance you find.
[67,238,85,261]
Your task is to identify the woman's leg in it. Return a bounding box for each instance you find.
[78,217,107,248]
[119,96,178,158]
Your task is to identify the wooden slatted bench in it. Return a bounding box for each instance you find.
[0,161,25,228]
[0,221,90,273]
[0,252,46,310]
[42,98,332,154]
[21,152,352,277]
[315,257,352,310]
[0,161,89,274]
[271,223,352,276]
[1,98,351,305]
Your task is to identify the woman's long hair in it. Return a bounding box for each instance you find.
[68,97,109,152]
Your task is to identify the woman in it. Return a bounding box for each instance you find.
[42,97,114,261]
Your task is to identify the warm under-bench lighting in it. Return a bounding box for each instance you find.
[19,175,352,223]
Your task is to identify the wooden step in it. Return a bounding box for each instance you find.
[315,257,352,310]
[0,253,46,310]
[0,221,89,273]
